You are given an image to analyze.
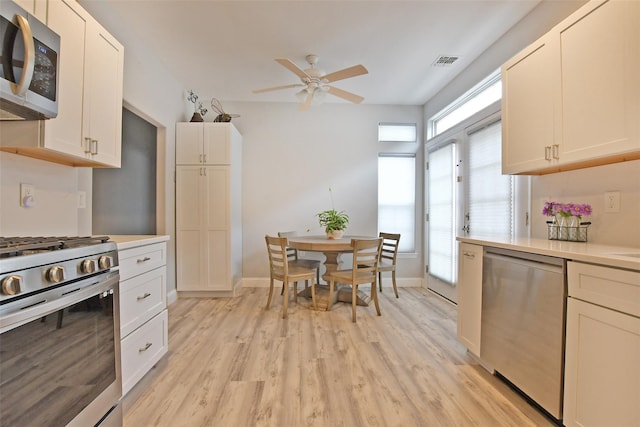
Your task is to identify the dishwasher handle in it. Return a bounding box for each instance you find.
[484,250,564,274]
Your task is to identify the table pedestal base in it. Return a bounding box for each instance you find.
[297,283,370,310]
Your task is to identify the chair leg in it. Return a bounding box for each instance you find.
[294,282,298,303]
[282,281,289,319]
[266,278,275,310]
[352,284,358,323]
[311,277,317,310]
[372,281,381,316]
[378,271,383,292]
[391,270,399,298]
[327,279,335,311]
[316,268,320,285]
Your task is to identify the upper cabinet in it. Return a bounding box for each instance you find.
[0,0,124,168]
[502,0,640,175]
[176,122,231,165]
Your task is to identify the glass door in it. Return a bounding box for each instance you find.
[426,141,458,302]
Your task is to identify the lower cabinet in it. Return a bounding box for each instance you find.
[456,242,483,356]
[116,238,169,396]
[564,262,640,427]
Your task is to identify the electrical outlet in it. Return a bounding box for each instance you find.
[604,191,620,213]
[20,183,35,207]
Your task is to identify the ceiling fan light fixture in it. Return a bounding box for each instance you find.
[295,88,308,101]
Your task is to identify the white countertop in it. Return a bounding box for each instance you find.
[106,235,170,250]
[458,236,640,271]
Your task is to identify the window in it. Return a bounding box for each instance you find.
[428,70,501,139]
[378,155,415,252]
[378,123,417,142]
[464,119,513,238]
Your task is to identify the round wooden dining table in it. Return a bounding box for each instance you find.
[288,235,376,307]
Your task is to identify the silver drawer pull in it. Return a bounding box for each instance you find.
[137,257,151,263]
[137,292,151,300]
[463,252,475,259]
[139,342,152,353]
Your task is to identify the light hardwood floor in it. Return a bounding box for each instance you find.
[122,287,556,426]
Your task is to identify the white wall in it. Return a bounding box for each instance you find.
[219,101,424,278]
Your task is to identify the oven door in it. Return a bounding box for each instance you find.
[0,272,121,427]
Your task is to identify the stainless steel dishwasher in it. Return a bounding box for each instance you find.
[481,247,566,421]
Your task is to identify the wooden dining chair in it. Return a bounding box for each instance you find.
[265,235,317,319]
[278,231,321,287]
[327,237,383,323]
[378,232,401,298]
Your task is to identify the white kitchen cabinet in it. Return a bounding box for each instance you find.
[501,32,560,174]
[176,122,242,294]
[116,238,169,396]
[176,122,231,165]
[564,262,640,427]
[456,242,483,356]
[502,0,640,175]
[0,0,123,167]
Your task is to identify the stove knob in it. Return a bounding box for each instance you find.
[47,266,65,283]
[81,259,97,274]
[98,256,112,270]
[2,275,22,295]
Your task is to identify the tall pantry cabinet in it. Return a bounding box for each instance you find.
[175,122,243,295]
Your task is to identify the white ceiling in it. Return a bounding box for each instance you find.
[98,0,544,106]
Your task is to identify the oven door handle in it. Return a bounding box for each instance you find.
[0,273,119,333]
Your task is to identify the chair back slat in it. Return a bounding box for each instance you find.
[278,231,299,261]
[351,238,382,279]
[379,232,400,262]
[265,235,289,275]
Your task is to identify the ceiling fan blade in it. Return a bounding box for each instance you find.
[299,91,313,111]
[322,64,368,83]
[252,83,305,94]
[275,58,310,80]
[327,86,364,104]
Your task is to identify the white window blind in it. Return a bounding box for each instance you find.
[378,155,415,252]
[466,120,513,238]
[427,143,456,283]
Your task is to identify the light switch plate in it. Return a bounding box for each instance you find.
[78,191,87,209]
[604,191,620,213]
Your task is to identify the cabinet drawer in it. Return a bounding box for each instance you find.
[567,262,640,317]
[118,242,166,281]
[120,309,168,396]
[120,267,166,337]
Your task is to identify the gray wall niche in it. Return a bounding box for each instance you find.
[93,108,157,235]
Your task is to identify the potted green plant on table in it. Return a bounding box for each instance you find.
[317,188,349,239]
[317,209,349,239]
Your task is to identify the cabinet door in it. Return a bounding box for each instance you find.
[203,124,230,164]
[501,33,561,174]
[176,166,206,291]
[559,0,640,165]
[176,123,204,165]
[563,298,640,427]
[456,243,483,356]
[43,0,87,159]
[83,20,124,167]
[204,166,230,290]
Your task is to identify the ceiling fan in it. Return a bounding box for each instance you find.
[252,54,368,111]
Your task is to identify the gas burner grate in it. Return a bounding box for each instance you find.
[0,236,111,257]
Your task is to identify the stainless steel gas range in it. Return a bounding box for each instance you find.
[0,236,122,427]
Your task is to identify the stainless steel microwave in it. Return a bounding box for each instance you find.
[0,1,60,120]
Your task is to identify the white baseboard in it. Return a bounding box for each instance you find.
[167,289,178,305]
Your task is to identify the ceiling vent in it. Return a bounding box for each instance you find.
[432,55,459,67]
